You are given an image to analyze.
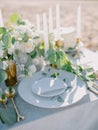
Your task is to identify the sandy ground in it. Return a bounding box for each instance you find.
[0,0,98,50]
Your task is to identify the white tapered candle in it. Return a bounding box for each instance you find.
[36,14,40,31]
[43,13,49,56]
[49,8,53,33]
[76,6,81,38]
[0,9,4,27]
[56,4,60,31]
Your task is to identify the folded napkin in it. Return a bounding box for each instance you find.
[32,77,67,97]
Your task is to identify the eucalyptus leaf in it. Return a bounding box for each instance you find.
[0,27,6,34]
[67,47,74,50]
[17,19,25,25]
[0,116,4,124]
[12,37,15,44]
[38,48,44,57]
[0,108,16,125]
[0,88,3,98]
[33,36,40,39]
[88,73,96,79]
[47,49,57,64]
[29,50,37,59]
[25,55,32,67]
[0,69,7,83]
[2,33,12,49]
[51,72,59,78]
[37,43,44,57]
[42,72,47,76]
[22,32,28,42]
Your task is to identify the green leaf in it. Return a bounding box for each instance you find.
[38,48,44,57]
[0,88,3,98]
[0,69,7,83]
[0,27,6,34]
[17,19,25,25]
[85,67,93,72]
[25,55,32,68]
[47,49,57,64]
[33,36,40,39]
[42,72,47,76]
[10,13,19,23]
[88,73,96,79]
[0,108,16,125]
[67,47,74,50]
[51,72,59,78]
[7,54,13,60]
[37,43,44,57]
[78,65,83,72]
[29,50,37,59]
[2,33,12,49]
[63,78,66,82]
[22,33,28,42]
[12,37,15,44]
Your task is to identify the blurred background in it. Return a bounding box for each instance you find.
[0,0,98,50]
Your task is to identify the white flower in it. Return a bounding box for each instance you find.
[27,29,34,38]
[28,64,37,75]
[32,58,39,65]
[11,30,20,40]
[16,25,27,33]
[28,39,34,44]
[24,43,34,53]
[24,19,33,28]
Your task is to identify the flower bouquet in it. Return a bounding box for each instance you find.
[0,13,47,80]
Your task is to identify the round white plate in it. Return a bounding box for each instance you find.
[18,67,87,108]
[32,77,67,97]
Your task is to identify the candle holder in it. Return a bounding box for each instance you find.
[5,60,17,87]
[73,38,81,58]
[0,94,8,108]
[76,38,81,54]
[55,40,63,48]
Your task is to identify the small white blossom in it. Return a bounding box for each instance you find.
[26,28,34,38]
[24,43,34,53]
[28,64,37,75]
[32,58,39,65]
[24,19,33,28]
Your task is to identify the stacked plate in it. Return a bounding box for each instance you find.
[18,67,88,108]
[32,77,67,98]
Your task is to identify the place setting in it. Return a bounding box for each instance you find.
[18,67,88,108]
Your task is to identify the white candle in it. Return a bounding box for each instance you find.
[49,8,53,33]
[76,6,81,38]
[0,9,4,27]
[43,13,49,56]
[56,4,60,31]
[36,14,40,31]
